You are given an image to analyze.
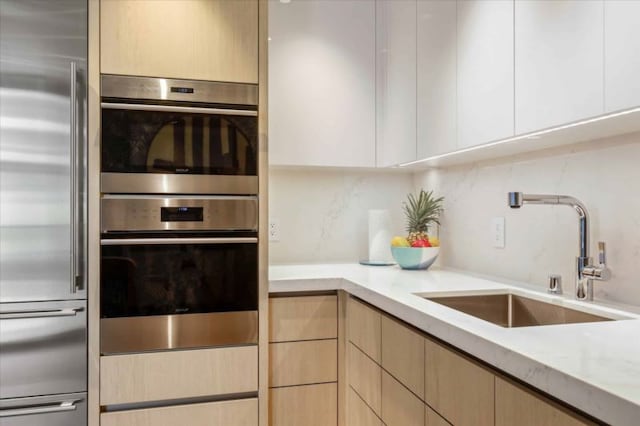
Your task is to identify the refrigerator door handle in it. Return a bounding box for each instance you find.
[0,400,79,418]
[70,61,84,294]
[0,307,84,320]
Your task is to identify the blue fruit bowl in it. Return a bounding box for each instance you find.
[390,246,439,270]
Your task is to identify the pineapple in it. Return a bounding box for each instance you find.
[403,190,444,245]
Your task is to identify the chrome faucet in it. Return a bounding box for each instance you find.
[508,192,610,301]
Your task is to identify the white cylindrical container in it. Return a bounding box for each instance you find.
[368,209,393,262]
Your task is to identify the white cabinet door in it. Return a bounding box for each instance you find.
[376,0,416,167]
[457,0,514,148]
[417,0,457,158]
[515,0,604,134]
[268,0,375,167]
[604,0,640,112]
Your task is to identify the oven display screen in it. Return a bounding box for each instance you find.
[160,207,204,222]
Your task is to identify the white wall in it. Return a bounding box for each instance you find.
[269,169,414,264]
[415,132,640,306]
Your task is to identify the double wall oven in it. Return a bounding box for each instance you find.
[100,75,259,354]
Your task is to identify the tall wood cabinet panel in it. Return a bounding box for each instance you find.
[381,315,425,399]
[269,295,337,342]
[347,297,381,363]
[424,337,494,426]
[604,0,640,112]
[456,0,514,148]
[100,0,258,83]
[270,383,337,426]
[417,0,457,158]
[495,377,595,426]
[381,370,425,426]
[100,398,258,426]
[514,0,604,134]
[375,0,417,167]
[268,0,376,167]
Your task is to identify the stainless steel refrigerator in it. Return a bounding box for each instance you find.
[0,1,87,425]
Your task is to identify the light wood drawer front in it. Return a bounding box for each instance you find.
[270,295,337,342]
[495,377,595,426]
[100,398,258,426]
[100,346,257,405]
[269,339,337,387]
[381,315,425,399]
[426,404,450,426]
[270,382,337,426]
[424,337,494,426]
[381,370,425,426]
[348,343,382,416]
[348,297,381,363]
[348,387,383,426]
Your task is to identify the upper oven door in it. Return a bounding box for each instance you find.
[100,75,258,195]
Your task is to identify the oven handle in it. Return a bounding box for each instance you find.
[100,237,258,246]
[101,102,257,117]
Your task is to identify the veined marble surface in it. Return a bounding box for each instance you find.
[270,263,640,426]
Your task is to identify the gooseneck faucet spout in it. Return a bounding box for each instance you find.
[507,192,609,301]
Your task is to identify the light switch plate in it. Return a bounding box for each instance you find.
[492,217,505,248]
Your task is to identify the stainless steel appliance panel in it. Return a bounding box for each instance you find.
[101,311,258,354]
[0,300,87,399]
[0,392,86,426]
[0,0,87,302]
[101,196,258,232]
[101,74,258,106]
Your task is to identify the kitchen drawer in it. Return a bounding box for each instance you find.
[348,297,381,363]
[348,387,382,426]
[381,314,425,399]
[0,300,86,399]
[425,337,494,426]
[348,342,382,416]
[381,370,424,426]
[100,397,257,426]
[269,339,337,387]
[0,392,86,426]
[269,382,337,426]
[100,345,257,405]
[495,377,595,426]
[269,295,337,342]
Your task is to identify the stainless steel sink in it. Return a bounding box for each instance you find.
[425,293,613,328]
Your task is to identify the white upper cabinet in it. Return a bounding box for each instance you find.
[376,0,417,167]
[514,0,604,134]
[268,0,376,167]
[457,0,514,149]
[604,1,640,112]
[417,0,457,159]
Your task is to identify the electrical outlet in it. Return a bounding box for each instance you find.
[269,219,280,242]
[492,217,505,248]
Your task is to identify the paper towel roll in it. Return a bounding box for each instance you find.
[368,210,393,262]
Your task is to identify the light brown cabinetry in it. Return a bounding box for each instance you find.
[100,398,258,426]
[381,370,424,426]
[268,293,338,426]
[495,377,595,426]
[381,315,425,399]
[347,297,382,363]
[100,0,258,83]
[100,346,257,405]
[348,343,382,416]
[424,337,494,426]
[348,388,382,426]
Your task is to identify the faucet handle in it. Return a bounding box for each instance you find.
[598,241,607,267]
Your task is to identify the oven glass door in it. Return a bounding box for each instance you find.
[100,239,257,318]
[101,107,257,176]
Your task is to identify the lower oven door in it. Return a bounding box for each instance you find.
[100,237,257,354]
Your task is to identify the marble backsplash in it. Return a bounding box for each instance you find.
[269,168,414,264]
[415,132,640,307]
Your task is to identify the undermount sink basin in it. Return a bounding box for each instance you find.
[425,293,614,328]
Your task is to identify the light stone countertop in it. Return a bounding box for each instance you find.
[269,263,640,426]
